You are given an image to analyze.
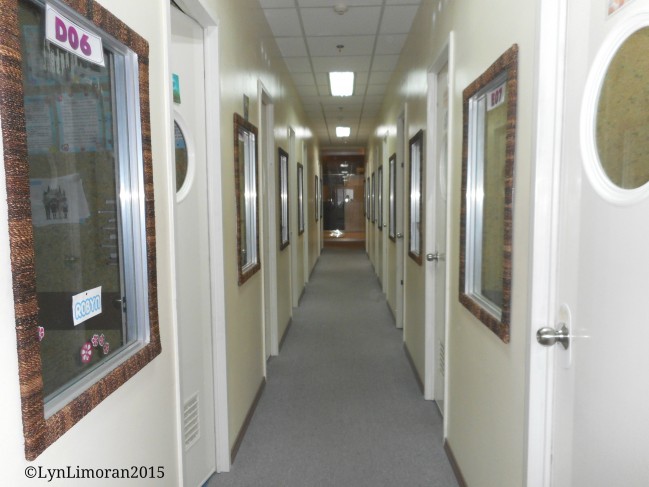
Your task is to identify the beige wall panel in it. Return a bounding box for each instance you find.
[206,0,316,448]
[368,0,537,485]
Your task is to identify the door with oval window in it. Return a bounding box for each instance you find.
[171,5,216,485]
[545,1,649,484]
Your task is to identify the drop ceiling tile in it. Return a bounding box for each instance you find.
[259,0,295,7]
[296,85,320,97]
[306,35,375,57]
[365,84,387,95]
[263,8,303,37]
[301,7,382,37]
[285,57,312,73]
[368,71,393,84]
[371,54,399,72]
[276,37,309,57]
[375,34,408,54]
[379,5,419,34]
[292,72,317,85]
[320,95,365,106]
[315,72,330,85]
[298,0,382,6]
[312,55,372,73]
[364,94,384,105]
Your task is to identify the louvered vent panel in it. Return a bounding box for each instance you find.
[438,341,445,378]
[183,393,200,451]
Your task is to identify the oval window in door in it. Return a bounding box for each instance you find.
[174,121,189,192]
[595,27,649,190]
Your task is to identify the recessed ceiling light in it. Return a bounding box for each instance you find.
[336,126,351,138]
[329,72,354,97]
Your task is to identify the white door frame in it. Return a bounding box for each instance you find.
[258,81,279,361]
[302,142,309,283]
[172,0,230,474]
[289,127,299,307]
[424,38,452,404]
[525,0,568,484]
[395,110,406,330]
[382,135,389,296]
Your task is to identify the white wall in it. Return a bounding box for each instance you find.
[0,1,181,485]
[368,0,539,485]
[202,0,316,450]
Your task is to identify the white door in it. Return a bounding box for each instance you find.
[425,64,449,408]
[171,7,216,486]
[540,1,649,485]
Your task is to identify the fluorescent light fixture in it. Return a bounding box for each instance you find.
[329,71,354,96]
[336,126,351,137]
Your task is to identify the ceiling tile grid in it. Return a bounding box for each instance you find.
[261,0,422,148]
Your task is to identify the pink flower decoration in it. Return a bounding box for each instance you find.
[37,326,45,342]
[98,334,105,346]
[103,342,110,355]
[81,342,93,364]
[91,334,99,347]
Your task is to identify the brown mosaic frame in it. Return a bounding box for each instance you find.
[0,0,160,460]
[278,147,290,251]
[459,44,518,344]
[233,113,261,285]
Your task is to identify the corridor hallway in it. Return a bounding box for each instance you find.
[208,248,458,486]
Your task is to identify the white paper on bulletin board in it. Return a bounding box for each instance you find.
[22,25,55,86]
[56,92,102,152]
[30,173,91,226]
[24,95,56,155]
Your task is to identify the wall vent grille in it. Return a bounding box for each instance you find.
[183,393,200,451]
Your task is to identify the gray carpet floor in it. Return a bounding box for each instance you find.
[208,248,458,487]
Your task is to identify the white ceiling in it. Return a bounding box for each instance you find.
[260,0,422,150]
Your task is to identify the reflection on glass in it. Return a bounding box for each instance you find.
[279,148,289,249]
[174,122,188,192]
[297,163,304,234]
[19,0,126,400]
[409,131,423,261]
[597,27,649,189]
[389,154,396,240]
[378,166,383,230]
[481,96,506,308]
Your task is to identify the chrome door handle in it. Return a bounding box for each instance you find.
[536,324,570,350]
[396,233,403,239]
[427,252,439,262]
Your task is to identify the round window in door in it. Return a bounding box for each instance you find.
[584,17,649,203]
[174,116,194,201]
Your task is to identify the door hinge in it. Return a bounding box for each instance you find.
[400,280,404,285]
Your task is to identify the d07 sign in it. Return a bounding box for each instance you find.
[45,4,105,67]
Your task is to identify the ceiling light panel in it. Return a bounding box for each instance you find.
[336,126,351,137]
[329,72,355,96]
